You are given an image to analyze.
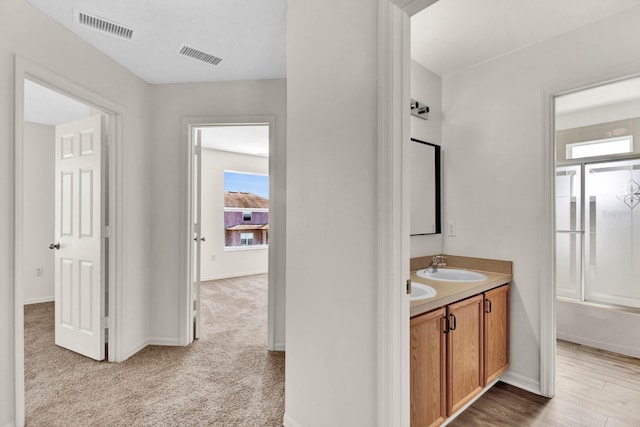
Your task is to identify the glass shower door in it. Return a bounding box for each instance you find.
[555,165,582,300]
[584,158,640,309]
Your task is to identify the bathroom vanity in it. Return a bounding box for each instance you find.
[409,255,512,427]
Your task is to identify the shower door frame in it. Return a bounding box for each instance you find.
[555,163,585,302]
[556,156,640,308]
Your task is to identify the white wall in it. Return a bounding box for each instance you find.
[410,60,443,258]
[1,0,151,424]
[148,79,286,348]
[286,0,380,425]
[441,5,640,392]
[557,98,640,130]
[200,149,268,280]
[22,122,55,304]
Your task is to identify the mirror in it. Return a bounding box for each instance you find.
[410,138,441,235]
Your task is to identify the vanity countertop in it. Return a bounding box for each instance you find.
[410,268,512,318]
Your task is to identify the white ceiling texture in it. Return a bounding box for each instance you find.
[24,1,283,155]
[199,125,269,157]
[24,79,91,126]
[26,0,640,137]
[411,0,640,76]
[411,0,640,129]
[26,0,287,84]
[26,0,640,84]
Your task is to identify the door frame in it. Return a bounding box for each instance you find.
[180,115,276,349]
[542,69,640,399]
[13,55,123,426]
[378,1,440,425]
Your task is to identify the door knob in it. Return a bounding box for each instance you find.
[49,243,61,250]
[193,237,206,242]
[201,237,206,242]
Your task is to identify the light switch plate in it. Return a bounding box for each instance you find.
[448,222,456,237]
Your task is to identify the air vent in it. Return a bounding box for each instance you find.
[78,11,133,40]
[178,45,223,66]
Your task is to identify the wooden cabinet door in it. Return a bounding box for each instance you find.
[411,307,447,427]
[484,284,510,385]
[447,294,484,415]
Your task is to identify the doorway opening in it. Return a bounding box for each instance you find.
[553,75,640,365]
[185,119,275,348]
[22,77,111,354]
[14,57,122,426]
[21,77,111,419]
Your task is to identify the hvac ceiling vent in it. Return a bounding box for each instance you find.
[178,45,223,66]
[77,11,133,40]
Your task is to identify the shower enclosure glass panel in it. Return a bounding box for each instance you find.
[584,159,640,309]
[555,165,582,299]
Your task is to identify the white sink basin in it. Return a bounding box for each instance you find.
[410,283,437,301]
[416,268,487,283]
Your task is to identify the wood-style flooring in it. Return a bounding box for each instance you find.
[450,340,640,427]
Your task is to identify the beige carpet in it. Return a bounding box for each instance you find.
[24,274,284,426]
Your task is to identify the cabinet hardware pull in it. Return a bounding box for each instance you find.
[442,316,450,334]
[485,299,492,314]
[449,313,457,331]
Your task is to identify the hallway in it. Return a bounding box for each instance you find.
[24,274,284,426]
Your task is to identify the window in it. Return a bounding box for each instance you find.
[566,136,633,160]
[224,171,269,248]
[240,232,254,246]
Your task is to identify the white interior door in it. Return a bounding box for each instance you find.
[53,114,105,361]
[192,128,203,340]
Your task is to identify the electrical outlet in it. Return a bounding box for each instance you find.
[211,254,216,262]
[448,222,457,237]
[35,267,43,276]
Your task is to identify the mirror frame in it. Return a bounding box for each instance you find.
[410,138,441,236]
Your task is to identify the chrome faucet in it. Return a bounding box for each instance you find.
[430,255,447,272]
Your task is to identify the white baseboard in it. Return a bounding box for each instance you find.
[2,421,17,427]
[557,332,640,358]
[125,339,151,359]
[201,270,268,281]
[23,296,54,305]
[499,371,541,395]
[270,342,285,352]
[146,337,183,347]
[124,337,183,360]
[283,413,302,427]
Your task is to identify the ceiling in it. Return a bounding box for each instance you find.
[24,79,90,126]
[27,0,640,86]
[555,76,640,129]
[411,0,640,76]
[556,77,640,114]
[199,125,269,157]
[26,0,286,84]
[25,0,640,105]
